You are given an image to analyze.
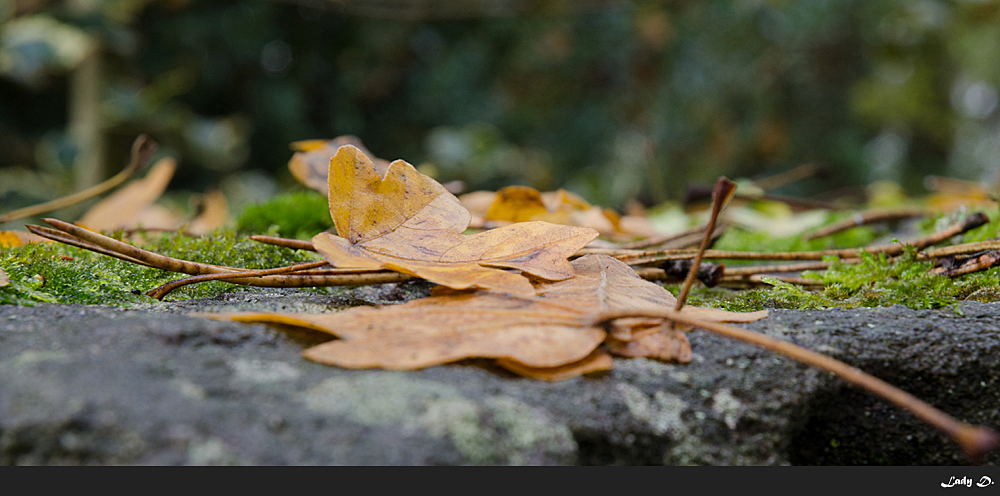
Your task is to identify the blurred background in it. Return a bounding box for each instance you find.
[2,0,1000,215]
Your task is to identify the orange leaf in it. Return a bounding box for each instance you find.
[0,230,50,248]
[77,157,177,232]
[313,145,599,294]
[495,350,615,381]
[288,135,390,194]
[465,185,657,240]
[185,189,229,236]
[201,254,767,380]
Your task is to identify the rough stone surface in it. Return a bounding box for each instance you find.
[1,284,998,465]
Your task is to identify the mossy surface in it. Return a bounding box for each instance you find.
[236,191,333,240]
[4,198,1000,311]
[1,228,322,306]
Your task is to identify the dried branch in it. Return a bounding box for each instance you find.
[921,240,1000,259]
[249,234,318,251]
[616,223,726,250]
[751,163,825,191]
[803,207,927,241]
[930,250,1000,278]
[28,218,415,297]
[721,260,834,277]
[25,224,154,268]
[676,177,737,311]
[616,212,989,266]
[146,260,332,299]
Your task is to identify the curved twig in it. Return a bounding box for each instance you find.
[0,135,156,224]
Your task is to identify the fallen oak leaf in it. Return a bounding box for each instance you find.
[198,254,766,378]
[495,349,614,382]
[76,156,178,232]
[313,145,599,294]
[289,135,391,194]
[462,185,657,240]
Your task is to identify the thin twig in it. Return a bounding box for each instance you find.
[617,223,725,250]
[617,212,989,265]
[929,250,1000,278]
[596,308,999,462]
[803,207,927,241]
[721,260,835,276]
[25,225,154,268]
[921,240,1000,259]
[0,136,156,224]
[37,217,388,277]
[751,163,824,191]
[40,218,247,275]
[676,177,737,311]
[249,235,318,251]
[32,218,416,294]
[146,260,331,299]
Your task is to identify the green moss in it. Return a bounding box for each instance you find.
[710,221,879,269]
[681,246,1000,312]
[1,228,322,306]
[236,191,334,240]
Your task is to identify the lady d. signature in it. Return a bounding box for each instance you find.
[941,476,994,488]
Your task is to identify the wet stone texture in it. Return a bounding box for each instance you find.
[0,284,998,465]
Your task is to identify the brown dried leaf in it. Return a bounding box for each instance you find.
[202,254,767,380]
[605,325,692,362]
[495,350,615,381]
[77,157,176,232]
[313,145,598,294]
[463,185,657,240]
[185,189,229,235]
[288,136,390,194]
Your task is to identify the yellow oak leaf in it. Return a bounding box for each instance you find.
[312,145,599,294]
[288,135,390,194]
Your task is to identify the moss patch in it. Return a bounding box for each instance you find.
[0,228,322,306]
[236,191,333,240]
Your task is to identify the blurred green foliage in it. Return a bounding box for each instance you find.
[3,0,1000,213]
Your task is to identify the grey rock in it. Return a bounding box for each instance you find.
[1,284,998,465]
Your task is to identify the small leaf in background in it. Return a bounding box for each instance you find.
[313,145,598,294]
[202,254,767,380]
[72,156,230,235]
[0,230,50,247]
[462,185,658,240]
[185,189,229,236]
[288,135,390,194]
[0,268,8,287]
[77,157,178,232]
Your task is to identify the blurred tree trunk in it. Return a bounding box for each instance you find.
[69,45,105,189]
